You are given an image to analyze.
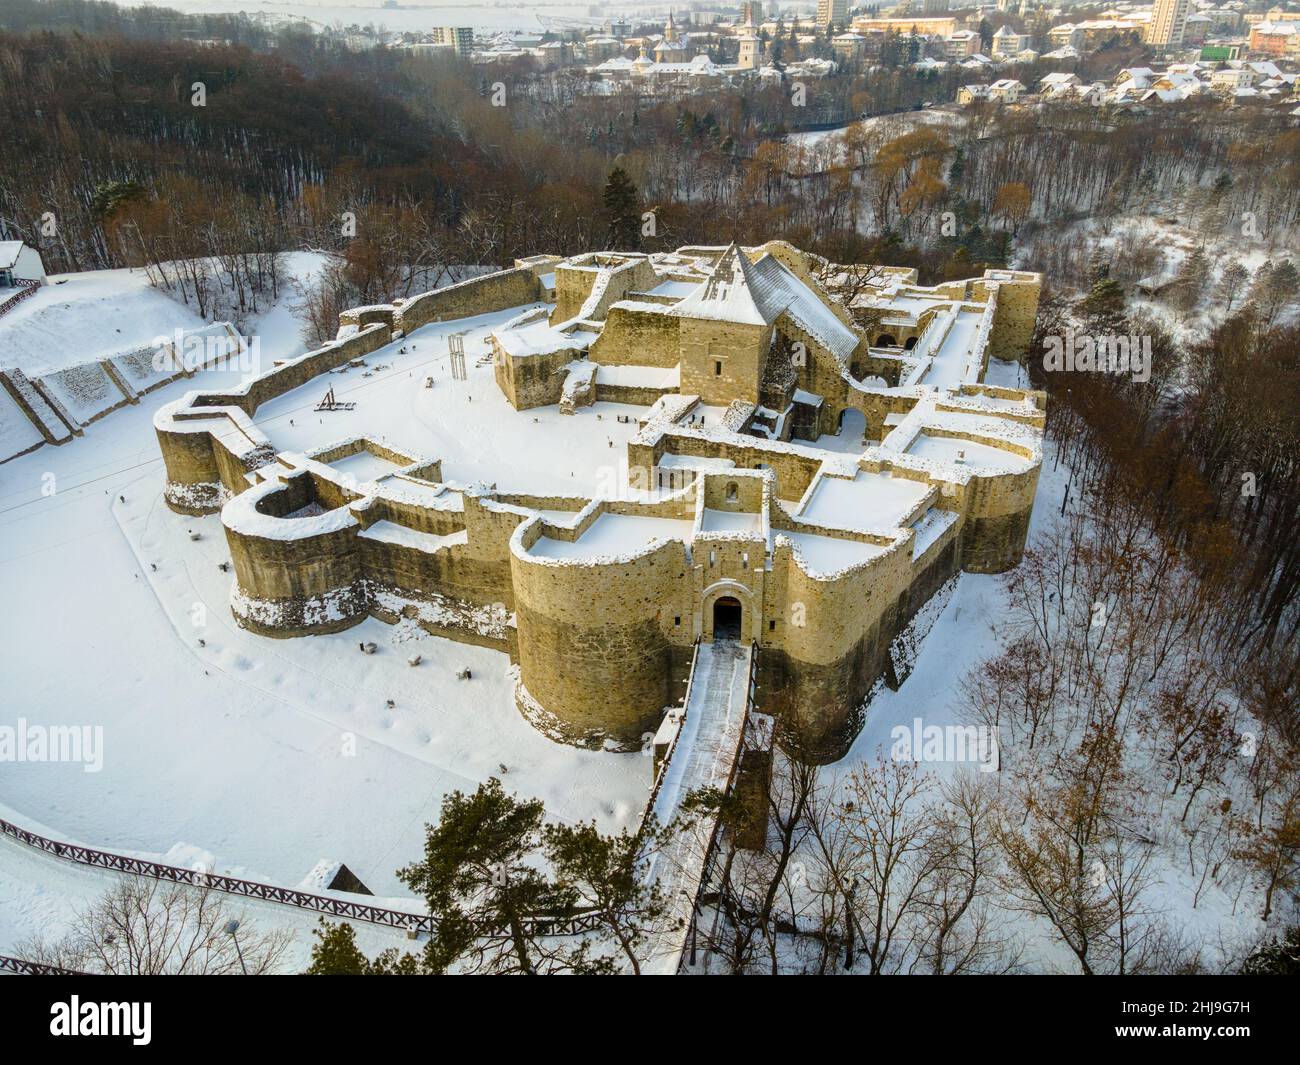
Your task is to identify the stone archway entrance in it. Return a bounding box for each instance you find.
[713,596,742,641]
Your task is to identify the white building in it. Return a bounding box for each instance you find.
[1210,67,1255,90]
[991,24,1030,56]
[738,29,763,68]
[0,241,45,288]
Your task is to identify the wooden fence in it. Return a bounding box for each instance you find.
[0,816,601,942]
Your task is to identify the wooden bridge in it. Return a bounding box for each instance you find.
[639,639,760,975]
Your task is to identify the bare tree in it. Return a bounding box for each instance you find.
[20,879,292,975]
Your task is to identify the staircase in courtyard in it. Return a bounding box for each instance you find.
[640,638,757,975]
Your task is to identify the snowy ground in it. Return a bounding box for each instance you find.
[0,277,659,959]
[253,304,654,496]
[0,252,330,378]
[0,268,211,376]
[785,109,966,170]
[1018,213,1300,344]
[0,805,411,970]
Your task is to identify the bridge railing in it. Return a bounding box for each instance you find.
[0,816,600,939]
[646,637,701,817]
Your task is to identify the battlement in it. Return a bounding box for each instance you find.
[154,243,1045,760]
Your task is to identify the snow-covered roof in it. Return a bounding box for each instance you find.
[1142,87,1194,103]
[669,244,779,326]
[0,241,27,269]
[748,255,861,364]
[668,246,860,364]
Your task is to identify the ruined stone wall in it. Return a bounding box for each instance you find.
[492,343,579,411]
[338,305,396,331]
[225,476,367,637]
[593,381,674,407]
[193,323,392,418]
[977,272,1041,361]
[629,431,824,504]
[155,420,229,514]
[395,268,541,334]
[759,538,914,761]
[587,304,680,367]
[954,462,1040,573]
[550,258,655,325]
[788,325,922,440]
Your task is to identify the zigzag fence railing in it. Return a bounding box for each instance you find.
[0,955,94,976]
[0,279,39,320]
[0,816,601,939]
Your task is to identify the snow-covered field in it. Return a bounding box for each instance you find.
[0,274,661,961]
[0,252,330,378]
[785,109,967,169]
[0,268,210,376]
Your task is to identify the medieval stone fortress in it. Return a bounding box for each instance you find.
[154,241,1044,764]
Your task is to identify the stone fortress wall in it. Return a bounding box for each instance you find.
[154,246,1046,762]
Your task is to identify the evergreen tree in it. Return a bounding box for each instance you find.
[1215,260,1249,313]
[1172,245,1209,313]
[1086,246,1111,285]
[91,180,147,220]
[1240,927,1300,975]
[543,819,667,975]
[303,782,667,975]
[1250,258,1299,327]
[1079,276,1128,335]
[603,166,642,250]
[305,919,421,975]
[399,778,596,975]
[947,147,965,186]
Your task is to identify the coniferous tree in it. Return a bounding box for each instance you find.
[305,919,421,975]
[1216,261,1249,314]
[1250,259,1299,328]
[603,166,641,250]
[305,781,670,975]
[543,820,668,976]
[1079,276,1128,335]
[399,778,594,975]
[1241,927,1300,974]
[1172,245,1209,313]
